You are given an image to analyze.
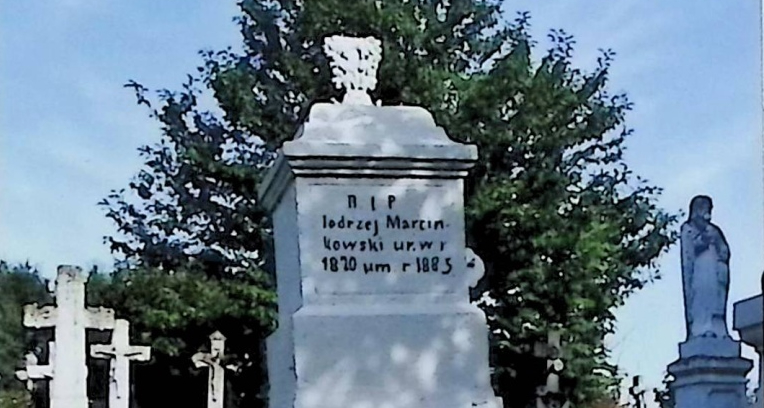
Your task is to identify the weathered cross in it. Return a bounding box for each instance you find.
[193,331,232,408]
[15,342,55,391]
[91,319,151,408]
[533,330,570,408]
[23,266,115,408]
[629,375,646,408]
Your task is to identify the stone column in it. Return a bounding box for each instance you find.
[260,35,502,408]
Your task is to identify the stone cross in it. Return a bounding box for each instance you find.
[323,35,382,105]
[534,330,569,408]
[192,331,230,408]
[15,342,55,391]
[91,319,151,408]
[23,266,115,408]
[629,375,646,408]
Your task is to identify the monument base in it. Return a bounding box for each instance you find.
[667,354,752,408]
[269,301,503,408]
[679,336,741,358]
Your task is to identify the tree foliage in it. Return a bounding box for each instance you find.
[101,1,678,407]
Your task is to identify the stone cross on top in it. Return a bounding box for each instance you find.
[23,265,115,408]
[91,319,151,408]
[193,331,232,408]
[323,35,382,105]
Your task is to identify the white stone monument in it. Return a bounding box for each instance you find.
[23,265,115,408]
[667,196,753,408]
[90,319,151,408]
[259,34,502,408]
[192,331,231,408]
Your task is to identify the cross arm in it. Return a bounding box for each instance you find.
[124,346,151,362]
[26,365,53,379]
[85,307,115,330]
[23,304,57,328]
[192,352,216,369]
[90,344,117,359]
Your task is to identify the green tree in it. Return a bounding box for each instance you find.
[101,1,678,407]
[0,262,51,408]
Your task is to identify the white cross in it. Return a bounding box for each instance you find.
[91,319,151,408]
[192,331,232,408]
[15,342,55,391]
[23,266,115,408]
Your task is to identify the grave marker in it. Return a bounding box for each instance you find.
[192,331,230,408]
[667,196,752,408]
[23,266,115,408]
[90,319,151,408]
[260,34,502,408]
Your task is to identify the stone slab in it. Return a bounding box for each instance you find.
[285,104,476,162]
[296,177,475,301]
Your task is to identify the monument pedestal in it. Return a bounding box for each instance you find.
[291,302,501,408]
[260,101,503,408]
[667,338,752,408]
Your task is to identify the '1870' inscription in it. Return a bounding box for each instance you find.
[318,193,455,275]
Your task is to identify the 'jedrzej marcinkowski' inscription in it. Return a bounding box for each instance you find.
[318,194,454,275]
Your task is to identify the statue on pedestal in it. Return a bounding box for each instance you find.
[680,195,731,340]
[668,195,753,408]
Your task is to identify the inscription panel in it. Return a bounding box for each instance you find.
[298,178,466,296]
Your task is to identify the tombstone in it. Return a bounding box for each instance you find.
[90,319,151,408]
[259,34,502,408]
[23,265,115,408]
[192,331,231,408]
[666,196,753,408]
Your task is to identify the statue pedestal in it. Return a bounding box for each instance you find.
[667,337,752,408]
[678,336,741,358]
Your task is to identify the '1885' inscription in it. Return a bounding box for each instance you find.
[318,194,454,275]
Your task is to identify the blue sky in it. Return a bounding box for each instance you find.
[1,0,762,405]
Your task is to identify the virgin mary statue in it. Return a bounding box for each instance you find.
[680,195,731,340]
